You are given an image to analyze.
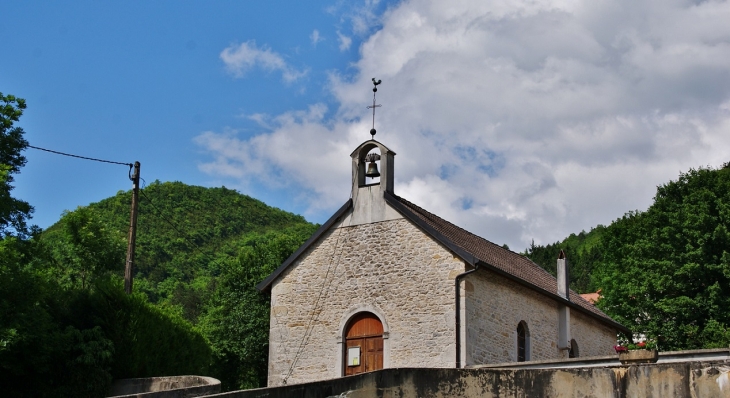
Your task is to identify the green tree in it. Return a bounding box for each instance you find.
[595,166,730,349]
[42,207,126,290]
[0,92,33,237]
[0,93,224,395]
[199,224,316,390]
[524,225,606,294]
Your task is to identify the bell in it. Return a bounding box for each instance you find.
[365,161,380,178]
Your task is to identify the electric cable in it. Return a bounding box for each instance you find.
[28,145,133,167]
[283,226,348,384]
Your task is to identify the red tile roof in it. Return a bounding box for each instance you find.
[580,291,602,305]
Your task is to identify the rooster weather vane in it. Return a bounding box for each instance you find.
[367,78,382,138]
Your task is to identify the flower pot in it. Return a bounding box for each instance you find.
[618,349,658,364]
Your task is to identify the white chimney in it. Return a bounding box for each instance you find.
[557,250,569,299]
[557,250,571,350]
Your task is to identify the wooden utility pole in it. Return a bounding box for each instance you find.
[124,161,140,294]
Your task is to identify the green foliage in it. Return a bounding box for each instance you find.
[41,206,126,290]
[51,325,115,398]
[0,92,32,237]
[0,238,56,395]
[42,181,317,390]
[82,280,212,379]
[198,224,317,390]
[524,225,606,293]
[1,93,230,395]
[595,166,730,350]
[68,181,310,313]
[0,237,115,397]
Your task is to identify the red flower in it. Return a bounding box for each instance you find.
[637,341,646,348]
[614,345,628,353]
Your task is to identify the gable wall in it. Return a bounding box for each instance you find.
[465,270,617,365]
[267,217,466,387]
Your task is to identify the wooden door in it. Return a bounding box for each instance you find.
[344,312,383,376]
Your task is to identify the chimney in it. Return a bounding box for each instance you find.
[557,250,571,350]
[557,249,569,299]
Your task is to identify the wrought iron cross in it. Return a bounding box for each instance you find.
[367,78,382,138]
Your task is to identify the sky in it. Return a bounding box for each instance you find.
[3,0,730,251]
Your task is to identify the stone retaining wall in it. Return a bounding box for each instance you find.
[107,376,220,398]
[206,360,730,398]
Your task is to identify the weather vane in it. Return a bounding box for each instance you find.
[367,78,382,138]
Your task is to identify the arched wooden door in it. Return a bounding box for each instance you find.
[344,312,383,376]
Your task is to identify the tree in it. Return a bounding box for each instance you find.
[0,92,33,238]
[198,224,316,390]
[42,207,126,290]
[595,166,730,350]
[524,225,607,294]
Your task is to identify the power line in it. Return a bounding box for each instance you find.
[283,227,348,385]
[28,145,133,167]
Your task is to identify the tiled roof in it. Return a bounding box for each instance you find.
[385,192,627,332]
[580,292,602,305]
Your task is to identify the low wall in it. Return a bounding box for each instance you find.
[206,361,730,398]
[108,375,220,398]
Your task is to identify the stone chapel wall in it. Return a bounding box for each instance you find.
[465,270,617,365]
[570,308,618,357]
[267,217,466,387]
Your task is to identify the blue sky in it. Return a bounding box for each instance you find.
[4,1,391,226]
[4,0,730,250]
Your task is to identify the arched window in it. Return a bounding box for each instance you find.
[517,321,529,362]
[569,339,579,358]
[344,312,384,376]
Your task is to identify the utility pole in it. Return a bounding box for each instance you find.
[124,161,140,294]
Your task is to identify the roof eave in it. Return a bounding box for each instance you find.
[255,199,353,292]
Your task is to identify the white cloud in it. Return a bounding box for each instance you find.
[350,2,380,35]
[310,30,323,46]
[220,41,307,82]
[328,0,387,37]
[200,0,730,250]
[337,31,352,51]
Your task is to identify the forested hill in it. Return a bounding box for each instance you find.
[33,181,319,391]
[42,180,316,312]
[524,225,607,294]
[525,164,730,350]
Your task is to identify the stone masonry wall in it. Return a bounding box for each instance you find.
[204,359,730,398]
[267,217,466,387]
[570,308,618,357]
[465,270,617,365]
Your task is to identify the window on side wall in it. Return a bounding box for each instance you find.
[517,321,529,362]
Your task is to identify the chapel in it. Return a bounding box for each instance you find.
[256,84,628,387]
